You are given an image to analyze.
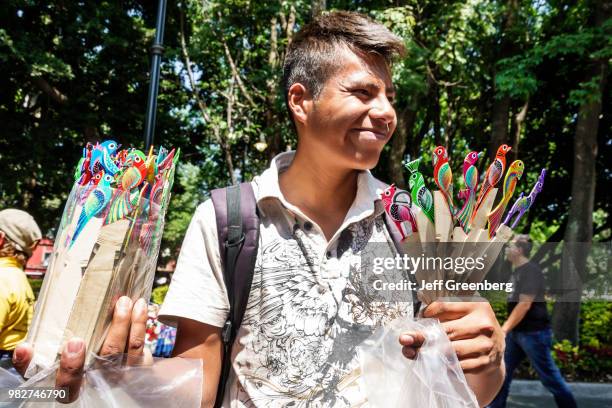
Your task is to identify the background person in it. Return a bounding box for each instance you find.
[0,209,41,375]
[487,234,577,408]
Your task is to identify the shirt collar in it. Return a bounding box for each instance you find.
[253,151,385,224]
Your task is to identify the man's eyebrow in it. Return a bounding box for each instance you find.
[346,80,396,94]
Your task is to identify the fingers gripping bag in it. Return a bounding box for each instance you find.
[357,317,478,408]
[1,354,203,408]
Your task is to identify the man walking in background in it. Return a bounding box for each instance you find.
[0,209,41,375]
[488,234,577,408]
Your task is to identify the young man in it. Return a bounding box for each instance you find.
[15,11,505,406]
[487,235,577,408]
[0,209,41,374]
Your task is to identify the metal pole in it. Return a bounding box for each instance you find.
[144,0,167,150]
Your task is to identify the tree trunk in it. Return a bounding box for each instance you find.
[84,126,100,144]
[551,55,607,343]
[268,7,296,159]
[488,0,519,162]
[266,15,280,159]
[509,100,528,163]
[489,96,511,162]
[433,84,442,146]
[411,103,433,159]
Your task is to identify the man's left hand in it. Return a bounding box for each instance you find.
[422,301,505,373]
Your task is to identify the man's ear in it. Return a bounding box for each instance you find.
[287,83,312,125]
[0,231,4,248]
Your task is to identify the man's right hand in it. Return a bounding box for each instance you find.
[12,296,149,403]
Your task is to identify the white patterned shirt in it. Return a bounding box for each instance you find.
[159,151,414,407]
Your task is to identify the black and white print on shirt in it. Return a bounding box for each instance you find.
[232,212,412,407]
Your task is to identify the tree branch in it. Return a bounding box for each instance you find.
[226,78,235,137]
[268,16,278,68]
[31,76,68,104]
[425,63,463,88]
[511,99,529,163]
[286,5,296,47]
[539,252,562,272]
[179,9,211,124]
[221,37,256,108]
[179,7,236,184]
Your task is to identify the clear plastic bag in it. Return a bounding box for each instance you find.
[1,354,202,407]
[0,366,22,389]
[357,317,478,408]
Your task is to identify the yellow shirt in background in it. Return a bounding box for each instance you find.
[0,257,34,350]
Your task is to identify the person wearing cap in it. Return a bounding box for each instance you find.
[0,209,42,373]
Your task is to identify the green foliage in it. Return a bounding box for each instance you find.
[495,55,539,100]
[552,339,612,382]
[493,301,612,382]
[553,301,612,381]
[0,1,189,236]
[162,162,209,254]
[27,278,44,298]
[151,284,169,305]
[489,300,508,322]
[495,8,611,105]
[579,301,612,348]
[1,0,608,248]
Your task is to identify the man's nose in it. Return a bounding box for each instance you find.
[369,94,395,124]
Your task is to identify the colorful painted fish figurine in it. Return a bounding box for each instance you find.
[433,145,456,215]
[487,160,524,238]
[70,173,113,246]
[380,184,418,240]
[503,168,546,229]
[456,150,483,233]
[472,144,511,223]
[405,158,434,223]
[90,140,120,176]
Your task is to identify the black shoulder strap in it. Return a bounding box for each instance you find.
[383,211,422,317]
[210,183,259,408]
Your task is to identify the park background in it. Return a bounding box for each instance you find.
[0,0,610,383]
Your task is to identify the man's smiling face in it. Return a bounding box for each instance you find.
[297,47,397,171]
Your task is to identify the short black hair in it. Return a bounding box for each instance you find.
[282,11,405,123]
[514,234,533,257]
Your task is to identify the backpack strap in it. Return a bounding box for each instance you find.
[383,212,422,317]
[210,183,259,408]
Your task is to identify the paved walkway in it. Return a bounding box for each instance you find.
[507,380,611,408]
